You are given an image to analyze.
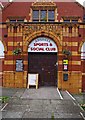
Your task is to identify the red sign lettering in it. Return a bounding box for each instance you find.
[34,43,48,46]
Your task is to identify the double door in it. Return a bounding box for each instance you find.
[28,52,57,86]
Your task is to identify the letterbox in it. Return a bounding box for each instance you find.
[63,73,68,81]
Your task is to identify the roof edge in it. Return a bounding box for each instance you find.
[75,1,85,9]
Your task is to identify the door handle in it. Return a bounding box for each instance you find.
[42,68,44,71]
[48,72,50,74]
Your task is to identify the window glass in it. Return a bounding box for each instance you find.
[33,10,39,21]
[40,10,47,22]
[10,19,16,22]
[32,10,55,22]
[17,19,24,22]
[48,10,55,22]
[72,20,78,23]
[64,20,70,23]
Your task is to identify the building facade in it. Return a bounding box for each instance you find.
[1,1,85,93]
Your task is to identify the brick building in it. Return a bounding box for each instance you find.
[0,1,85,93]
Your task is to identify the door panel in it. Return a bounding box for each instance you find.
[28,52,57,86]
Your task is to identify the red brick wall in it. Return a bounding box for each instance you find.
[1,2,85,92]
[2,2,84,22]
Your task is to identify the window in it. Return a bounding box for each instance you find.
[32,10,55,22]
[81,42,85,60]
[9,17,25,22]
[72,20,78,23]
[40,10,47,22]
[17,19,24,22]
[48,10,55,22]
[10,19,24,22]
[33,10,39,22]
[64,20,70,23]
[10,19,16,22]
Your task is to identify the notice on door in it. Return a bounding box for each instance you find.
[28,37,58,52]
[27,74,38,89]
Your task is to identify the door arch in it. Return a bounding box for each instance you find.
[81,42,85,92]
[0,41,5,86]
[0,41,5,58]
[81,42,85,60]
[28,36,58,87]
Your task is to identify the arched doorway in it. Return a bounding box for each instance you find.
[81,42,85,92]
[28,36,58,87]
[0,41,4,58]
[0,41,4,86]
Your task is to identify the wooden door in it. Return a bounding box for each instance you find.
[28,52,57,87]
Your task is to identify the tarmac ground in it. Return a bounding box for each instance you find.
[0,87,85,119]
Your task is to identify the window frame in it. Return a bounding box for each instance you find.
[40,10,47,22]
[71,20,78,23]
[48,10,55,22]
[63,20,70,23]
[32,9,55,22]
[32,10,39,22]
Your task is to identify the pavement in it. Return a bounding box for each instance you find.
[0,87,85,119]
[73,93,85,105]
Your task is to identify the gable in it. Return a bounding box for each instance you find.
[2,1,85,22]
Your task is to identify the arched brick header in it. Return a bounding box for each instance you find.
[0,39,7,52]
[24,30,62,52]
[79,39,85,53]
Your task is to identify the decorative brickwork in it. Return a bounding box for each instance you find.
[1,1,85,93]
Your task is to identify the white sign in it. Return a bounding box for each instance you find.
[16,60,23,72]
[27,74,38,89]
[28,74,36,85]
[28,37,58,52]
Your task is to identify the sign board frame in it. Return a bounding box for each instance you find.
[63,59,68,65]
[63,64,68,71]
[28,37,58,53]
[16,59,23,72]
[63,73,68,81]
[27,73,38,89]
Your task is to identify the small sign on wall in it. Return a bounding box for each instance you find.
[16,60,23,72]
[63,73,68,81]
[63,64,68,71]
[27,74,38,89]
[63,59,68,71]
[63,59,68,65]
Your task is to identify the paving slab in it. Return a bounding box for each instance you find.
[1,87,85,119]
[3,111,23,118]
[13,89,26,97]
[2,88,18,97]
[22,111,47,118]
[73,93,85,104]
[60,91,73,100]
[50,112,82,118]
[21,87,60,99]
